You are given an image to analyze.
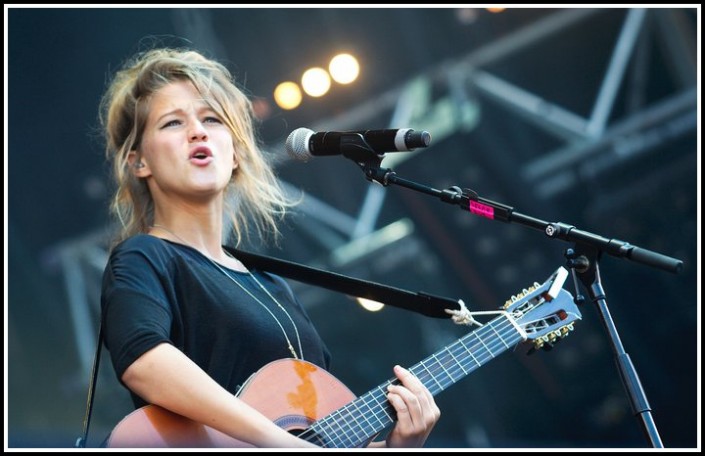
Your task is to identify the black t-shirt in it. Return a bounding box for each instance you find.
[101,234,331,409]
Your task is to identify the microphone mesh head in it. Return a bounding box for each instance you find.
[285,128,314,161]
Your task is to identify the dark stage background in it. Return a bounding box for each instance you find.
[6,6,700,449]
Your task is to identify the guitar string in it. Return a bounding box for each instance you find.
[303,317,519,447]
[298,316,520,447]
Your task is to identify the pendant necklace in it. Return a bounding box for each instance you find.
[151,224,303,360]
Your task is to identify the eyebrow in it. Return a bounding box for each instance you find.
[155,109,183,124]
[154,104,217,124]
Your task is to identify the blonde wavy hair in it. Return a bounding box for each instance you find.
[99,47,294,247]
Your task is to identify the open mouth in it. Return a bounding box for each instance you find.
[189,147,213,164]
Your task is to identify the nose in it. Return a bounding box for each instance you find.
[189,119,208,142]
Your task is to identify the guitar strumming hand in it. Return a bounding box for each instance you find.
[107,267,580,448]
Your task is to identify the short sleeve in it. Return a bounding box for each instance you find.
[100,238,175,381]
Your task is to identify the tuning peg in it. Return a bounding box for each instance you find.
[528,338,552,354]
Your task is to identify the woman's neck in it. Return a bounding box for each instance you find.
[150,193,226,253]
[150,200,225,257]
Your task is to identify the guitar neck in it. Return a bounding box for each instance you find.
[307,313,524,447]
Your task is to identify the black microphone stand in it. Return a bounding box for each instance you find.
[340,137,682,448]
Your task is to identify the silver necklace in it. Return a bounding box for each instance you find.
[151,224,304,360]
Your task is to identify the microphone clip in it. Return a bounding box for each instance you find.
[338,133,393,185]
[339,132,384,164]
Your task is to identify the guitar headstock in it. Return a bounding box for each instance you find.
[502,267,582,351]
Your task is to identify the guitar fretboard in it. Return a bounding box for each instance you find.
[304,312,524,447]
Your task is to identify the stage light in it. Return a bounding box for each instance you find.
[356,297,385,312]
[301,67,331,97]
[273,81,302,110]
[329,53,359,84]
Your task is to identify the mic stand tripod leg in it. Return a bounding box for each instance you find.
[565,245,664,447]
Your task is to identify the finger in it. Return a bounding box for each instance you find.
[393,366,435,411]
[386,388,419,438]
[391,366,440,427]
[388,385,423,430]
[394,365,422,389]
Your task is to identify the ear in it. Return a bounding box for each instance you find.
[127,150,151,177]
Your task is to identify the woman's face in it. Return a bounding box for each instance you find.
[134,80,237,203]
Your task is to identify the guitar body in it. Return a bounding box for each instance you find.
[106,358,358,448]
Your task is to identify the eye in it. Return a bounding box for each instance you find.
[203,116,222,124]
[162,119,181,128]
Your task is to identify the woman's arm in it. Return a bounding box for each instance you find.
[121,342,317,448]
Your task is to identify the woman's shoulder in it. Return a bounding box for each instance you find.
[113,233,168,253]
[112,234,212,273]
[110,234,179,266]
[107,234,185,276]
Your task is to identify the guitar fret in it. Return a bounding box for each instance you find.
[357,392,381,428]
[460,334,485,369]
[374,384,395,423]
[474,331,495,358]
[324,413,352,447]
[365,391,389,429]
[337,408,360,448]
[336,405,359,447]
[408,317,522,399]
[348,396,377,444]
[417,359,444,392]
[322,399,361,447]
[432,352,456,384]
[490,321,511,349]
[452,318,517,375]
[312,412,342,447]
[322,400,367,447]
[459,338,481,367]
[447,348,468,375]
[369,388,395,433]
[434,350,456,382]
[316,381,399,447]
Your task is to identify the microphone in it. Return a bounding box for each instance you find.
[286,127,432,161]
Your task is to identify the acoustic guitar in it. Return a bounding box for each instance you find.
[107,267,580,448]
